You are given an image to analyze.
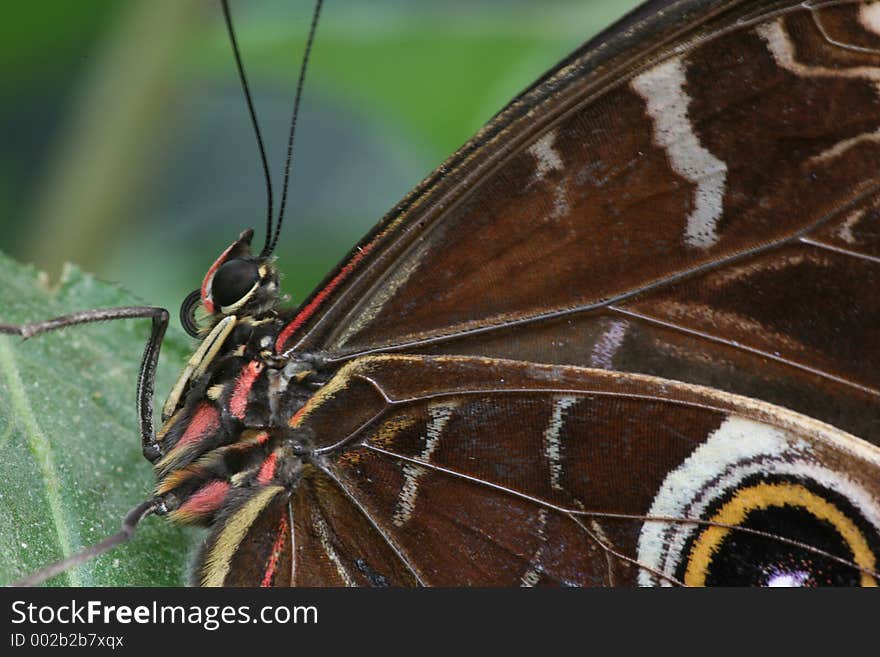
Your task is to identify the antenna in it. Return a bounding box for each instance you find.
[263,0,324,257]
[221,0,275,249]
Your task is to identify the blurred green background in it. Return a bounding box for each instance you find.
[0,0,641,316]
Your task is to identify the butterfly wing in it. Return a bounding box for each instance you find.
[199,0,880,586]
[196,355,880,586]
[275,0,879,442]
[195,476,421,586]
[198,486,292,587]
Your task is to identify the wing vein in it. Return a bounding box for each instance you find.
[313,459,426,586]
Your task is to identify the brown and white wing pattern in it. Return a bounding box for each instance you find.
[272,0,879,443]
[194,0,880,586]
[196,356,880,586]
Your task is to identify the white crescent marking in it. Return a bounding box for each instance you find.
[392,404,455,526]
[544,396,579,492]
[631,57,728,249]
[756,20,880,164]
[860,2,880,36]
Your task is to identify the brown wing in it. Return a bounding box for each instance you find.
[197,486,292,587]
[195,355,880,586]
[275,0,880,443]
[197,355,879,586]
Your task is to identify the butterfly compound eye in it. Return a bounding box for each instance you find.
[211,259,260,308]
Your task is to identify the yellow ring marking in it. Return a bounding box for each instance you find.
[685,482,877,587]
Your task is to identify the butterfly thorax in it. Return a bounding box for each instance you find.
[149,309,331,524]
[148,229,334,524]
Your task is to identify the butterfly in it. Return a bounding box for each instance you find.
[4,0,880,587]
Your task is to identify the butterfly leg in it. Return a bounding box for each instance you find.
[12,498,160,587]
[0,305,169,462]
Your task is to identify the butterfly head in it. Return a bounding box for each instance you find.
[180,228,282,337]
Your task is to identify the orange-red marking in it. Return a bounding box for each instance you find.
[176,403,221,449]
[201,240,239,313]
[230,361,264,420]
[261,512,290,587]
[288,403,310,428]
[257,452,278,485]
[178,480,230,516]
[275,241,377,352]
[227,430,271,451]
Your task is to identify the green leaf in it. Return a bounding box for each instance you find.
[0,251,198,586]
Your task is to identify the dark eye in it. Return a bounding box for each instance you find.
[211,259,260,307]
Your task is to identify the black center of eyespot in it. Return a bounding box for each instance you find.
[678,477,880,587]
[699,506,858,587]
[211,259,260,307]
